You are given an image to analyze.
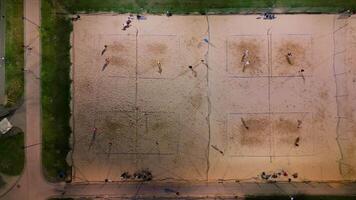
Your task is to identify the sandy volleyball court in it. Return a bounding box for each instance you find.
[71,14,356,183]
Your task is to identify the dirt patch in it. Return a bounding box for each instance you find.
[348,27,356,44]
[313,106,326,123]
[341,165,356,178]
[319,90,329,100]
[78,77,94,93]
[273,118,302,146]
[276,40,307,68]
[185,36,202,48]
[237,117,270,145]
[109,56,128,66]
[151,121,169,132]
[190,92,203,110]
[149,59,165,70]
[274,118,300,134]
[104,118,126,131]
[230,40,263,74]
[345,143,356,160]
[108,42,127,52]
[147,43,168,54]
[351,123,356,138]
[341,137,356,178]
[278,136,300,145]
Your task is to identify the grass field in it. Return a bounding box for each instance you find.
[41,0,72,181]
[61,0,356,13]
[0,133,24,176]
[5,0,24,107]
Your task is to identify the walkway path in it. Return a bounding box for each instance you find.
[63,181,356,199]
[1,0,61,199]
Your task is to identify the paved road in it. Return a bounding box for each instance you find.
[0,0,5,104]
[1,0,61,199]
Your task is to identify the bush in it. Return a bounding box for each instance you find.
[0,132,24,176]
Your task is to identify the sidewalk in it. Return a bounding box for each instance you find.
[62,181,356,199]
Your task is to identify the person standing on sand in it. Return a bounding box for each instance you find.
[88,127,98,150]
[188,65,197,77]
[92,127,97,138]
[286,52,293,65]
[101,45,108,56]
[241,49,250,72]
[157,60,162,74]
[102,58,110,71]
[294,137,300,147]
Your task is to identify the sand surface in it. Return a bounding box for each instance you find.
[71,14,356,183]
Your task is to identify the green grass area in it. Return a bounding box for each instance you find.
[0,133,24,176]
[41,0,72,181]
[61,0,356,14]
[5,0,24,107]
[246,195,356,200]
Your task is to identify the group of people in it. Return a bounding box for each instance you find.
[121,169,153,181]
[256,12,276,20]
[263,12,276,20]
[122,16,133,30]
[121,14,148,30]
[71,15,81,21]
[261,170,298,182]
[122,12,173,31]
